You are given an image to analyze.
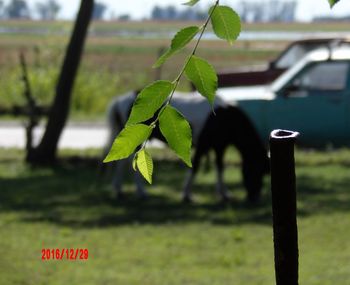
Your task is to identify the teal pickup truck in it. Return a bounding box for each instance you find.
[218,46,350,147]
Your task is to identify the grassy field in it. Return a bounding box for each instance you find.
[0,34,279,119]
[0,20,348,119]
[0,147,349,284]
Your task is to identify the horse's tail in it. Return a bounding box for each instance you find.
[103,98,123,158]
[99,92,136,178]
[104,91,139,154]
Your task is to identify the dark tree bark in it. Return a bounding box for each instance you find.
[26,0,94,164]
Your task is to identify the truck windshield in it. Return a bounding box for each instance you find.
[275,43,331,69]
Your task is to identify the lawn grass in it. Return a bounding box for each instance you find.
[0,147,349,284]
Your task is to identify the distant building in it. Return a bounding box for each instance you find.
[151,5,206,21]
[239,0,297,23]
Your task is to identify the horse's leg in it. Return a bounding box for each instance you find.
[182,148,203,202]
[112,159,127,199]
[214,148,229,201]
[113,157,147,199]
[133,167,147,199]
[182,170,194,203]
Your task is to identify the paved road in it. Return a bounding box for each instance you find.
[0,121,164,149]
[0,122,109,149]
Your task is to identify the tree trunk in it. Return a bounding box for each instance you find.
[26,0,94,164]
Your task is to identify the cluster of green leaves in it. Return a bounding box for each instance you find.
[104,0,240,183]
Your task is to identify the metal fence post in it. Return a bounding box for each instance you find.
[269,129,299,285]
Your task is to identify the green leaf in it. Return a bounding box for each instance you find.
[328,0,340,7]
[127,80,175,125]
[184,55,217,105]
[159,105,192,167]
[153,26,199,68]
[210,5,241,45]
[135,149,153,184]
[182,0,200,7]
[103,124,152,162]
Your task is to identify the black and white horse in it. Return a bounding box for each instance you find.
[105,91,269,203]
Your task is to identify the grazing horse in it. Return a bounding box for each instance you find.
[105,90,269,203]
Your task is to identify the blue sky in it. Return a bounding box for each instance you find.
[5,0,350,21]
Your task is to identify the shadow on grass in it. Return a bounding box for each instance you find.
[0,157,349,228]
[296,173,350,216]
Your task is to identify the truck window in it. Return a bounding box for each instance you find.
[293,61,349,91]
[275,43,329,69]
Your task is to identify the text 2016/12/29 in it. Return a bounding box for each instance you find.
[41,248,89,261]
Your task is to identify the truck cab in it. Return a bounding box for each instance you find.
[218,46,350,147]
[215,38,350,88]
